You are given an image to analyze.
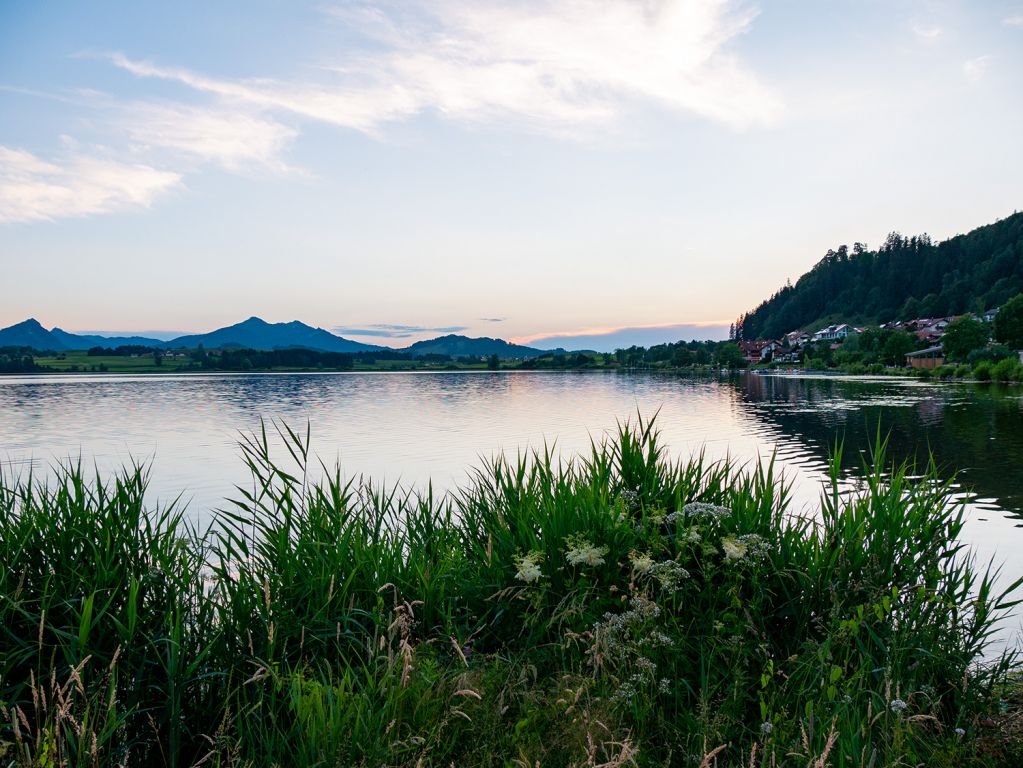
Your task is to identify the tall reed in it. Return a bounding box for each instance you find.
[1,417,1019,766]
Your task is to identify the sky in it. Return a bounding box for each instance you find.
[1,1,1022,351]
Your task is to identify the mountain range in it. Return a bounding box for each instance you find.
[0,317,561,359]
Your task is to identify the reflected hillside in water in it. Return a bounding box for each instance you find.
[731,373,1023,521]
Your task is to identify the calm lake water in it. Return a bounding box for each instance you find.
[2,370,1022,644]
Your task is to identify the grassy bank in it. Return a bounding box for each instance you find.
[1,420,1020,767]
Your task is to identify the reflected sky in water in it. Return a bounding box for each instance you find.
[2,370,1021,645]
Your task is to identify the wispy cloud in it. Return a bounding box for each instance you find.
[1004,14,1023,28]
[963,55,991,82]
[481,317,506,323]
[0,144,181,224]
[335,323,469,338]
[910,22,942,42]
[119,103,299,173]
[108,0,780,136]
[512,320,729,347]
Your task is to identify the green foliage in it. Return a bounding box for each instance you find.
[943,317,990,362]
[1,419,1019,766]
[968,344,1015,365]
[739,213,1023,339]
[882,330,916,366]
[995,293,1023,349]
[992,357,1022,383]
[0,347,40,373]
[715,342,747,368]
[974,361,994,381]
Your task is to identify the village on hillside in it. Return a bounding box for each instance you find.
[737,301,1022,373]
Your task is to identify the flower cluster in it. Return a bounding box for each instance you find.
[889,698,908,714]
[514,550,544,584]
[610,673,644,705]
[593,596,664,663]
[629,551,655,574]
[721,533,770,564]
[647,560,690,592]
[620,488,641,511]
[721,537,747,562]
[565,535,608,567]
[681,502,732,521]
[681,526,702,544]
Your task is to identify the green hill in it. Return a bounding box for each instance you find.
[401,334,548,359]
[738,211,1023,340]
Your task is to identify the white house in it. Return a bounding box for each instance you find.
[811,324,856,343]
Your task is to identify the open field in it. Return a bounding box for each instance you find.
[1,419,1020,767]
[32,352,196,373]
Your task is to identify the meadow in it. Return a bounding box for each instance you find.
[0,419,1020,767]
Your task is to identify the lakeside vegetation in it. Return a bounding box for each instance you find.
[737,212,1023,341]
[0,340,749,375]
[1,419,1021,767]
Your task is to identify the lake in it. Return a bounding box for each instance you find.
[2,370,1022,645]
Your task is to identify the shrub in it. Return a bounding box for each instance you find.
[968,344,1014,365]
[974,360,993,381]
[992,357,1021,383]
[954,364,972,379]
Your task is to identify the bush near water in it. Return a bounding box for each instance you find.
[1,419,1020,767]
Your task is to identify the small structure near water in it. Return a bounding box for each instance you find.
[905,345,944,369]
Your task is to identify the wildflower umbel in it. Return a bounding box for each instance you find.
[681,502,731,521]
[889,698,908,714]
[721,534,770,564]
[514,551,544,584]
[564,535,608,567]
[647,560,690,591]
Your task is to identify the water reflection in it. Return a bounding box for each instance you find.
[732,373,1023,521]
[2,370,1020,646]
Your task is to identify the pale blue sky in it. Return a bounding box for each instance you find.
[2,0,1021,349]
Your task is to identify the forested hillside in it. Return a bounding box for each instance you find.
[738,211,1023,340]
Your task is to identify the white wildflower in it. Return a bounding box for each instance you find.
[889,698,908,714]
[514,551,544,584]
[721,537,748,562]
[737,533,770,561]
[760,722,773,735]
[629,551,655,574]
[647,560,690,591]
[954,727,965,737]
[646,630,675,648]
[565,535,608,567]
[682,502,731,521]
[635,657,657,672]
